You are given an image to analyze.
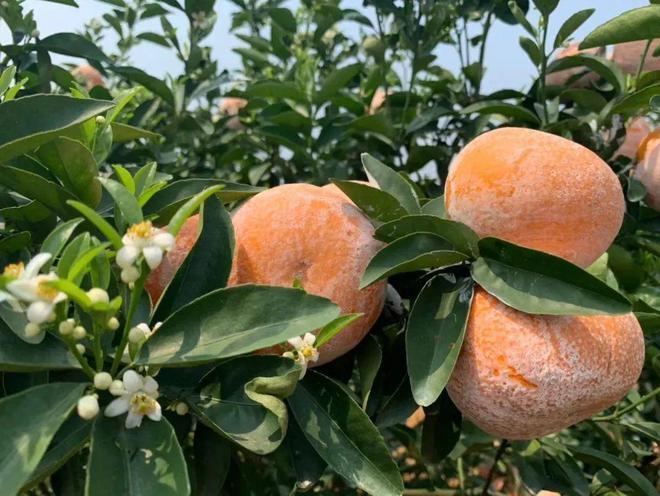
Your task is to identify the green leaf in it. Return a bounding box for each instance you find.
[154,196,233,317]
[421,196,446,217]
[316,63,363,102]
[86,416,190,496]
[288,371,404,496]
[569,446,657,496]
[315,313,363,348]
[461,101,541,124]
[0,382,85,495]
[331,180,407,223]
[56,232,90,279]
[67,200,122,249]
[113,165,136,194]
[361,153,420,214]
[0,95,114,162]
[611,83,660,115]
[38,33,108,61]
[357,335,381,409]
[561,89,608,112]
[0,165,76,218]
[99,177,143,226]
[167,185,223,236]
[110,122,161,142]
[112,66,175,105]
[138,285,340,366]
[374,214,479,257]
[621,420,660,442]
[361,233,470,288]
[36,137,101,207]
[508,0,537,36]
[286,414,327,488]
[190,355,299,454]
[532,0,559,17]
[22,415,91,492]
[268,7,297,32]
[40,218,83,267]
[471,238,632,315]
[67,243,109,283]
[192,424,230,496]
[0,318,79,371]
[421,392,462,462]
[546,54,625,93]
[554,9,595,48]
[407,276,474,407]
[519,36,541,66]
[246,81,306,103]
[0,66,16,96]
[581,6,660,48]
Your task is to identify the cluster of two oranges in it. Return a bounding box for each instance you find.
[147,127,645,440]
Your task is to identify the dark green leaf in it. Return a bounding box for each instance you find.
[611,83,660,115]
[315,313,363,348]
[471,238,631,315]
[461,101,541,124]
[508,0,537,36]
[112,66,175,105]
[519,36,541,66]
[288,371,404,496]
[581,6,660,48]
[546,54,625,93]
[331,180,407,223]
[154,196,233,317]
[0,95,114,162]
[554,9,595,48]
[41,218,83,266]
[110,122,161,142]
[357,335,381,409]
[193,423,230,496]
[0,383,85,495]
[99,177,143,225]
[316,63,362,102]
[86,416,190,495]
[532,0,559,17]
[361,233,470,288]
[421,392,462,462]
[268,7,296,32]
[286,413,327,489]
[138,285,339,366]
[246,81,306,103]
[38,33,108,61]
[361,153,420,214]
[407,276,474,406]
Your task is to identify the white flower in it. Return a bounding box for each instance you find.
[105,370,162,429]
[282,332,319,379]
[77,394,99,420]
[4,253,67,331]
[129,322,161,344]
[116,221,174,273]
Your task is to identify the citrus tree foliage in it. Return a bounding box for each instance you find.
[0,0,658,495]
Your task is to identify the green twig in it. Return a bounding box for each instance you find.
[593,386,660,422]
[67,340,96,380]
[110,271,146,376]
[482,440,508,496]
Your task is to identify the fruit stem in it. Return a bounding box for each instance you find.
[593,386,660,422]
[481,439,508,496]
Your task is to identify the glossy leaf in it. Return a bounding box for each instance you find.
[192,423,230,496]
[86,416,190,496]
[167,185,223,236]
[407,276,474,406]
[286,413,327,488]
[154,195,234,318]
[357,335,382,409]
[99,177,143,225]
[581,6,660,48]
[0,95,114,162]
[315,313,363,348]
[461,100,540,124]
[40,218,83,268]
[190,355,299,454]
[38,33,108,61]
[331,180,407,223]
[421,392,462,462]
[67,200,123,249]
[361,233,470,288]
[554,9,595,48]
[138,285,339,366]
[471,238,631,315]
[361,153,420,214]
[0,382,85,496]
[374,214,479,256]
[288,371,404,496]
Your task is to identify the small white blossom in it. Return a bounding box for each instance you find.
[94,372,113,390]
[105,370,162,429]
[3,254,67,334]
[116,221,174,276]
[77,394,99,420]
[282,332,319,379]
[87,288,109,304]
[107,317,120,331]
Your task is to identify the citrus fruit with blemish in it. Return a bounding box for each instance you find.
[228,183,387,365]
[446,288,644,440]
[444,127,625,267]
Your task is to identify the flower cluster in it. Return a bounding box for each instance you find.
[105,370,162,429]
[0,253,66,337]
[116,221,174,285]
[283,332,319,378]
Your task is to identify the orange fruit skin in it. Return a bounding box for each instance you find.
[635,129,660,210]
[614,117,653,160]
[612,40,660,75]
[145,215,200,304]
[545,44,604,88]
[228,184,387,366]
[444,127,625,267]
[72,64,105,90]
[446,288,645,440]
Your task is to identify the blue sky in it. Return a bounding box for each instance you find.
[4,1,648,92]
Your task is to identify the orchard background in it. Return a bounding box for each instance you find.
[0,0,658,495]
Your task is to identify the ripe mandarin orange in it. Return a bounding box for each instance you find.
[446,288,644,439]
[228,183,387,365]
[444,127,624,267]
[72,64,105,90]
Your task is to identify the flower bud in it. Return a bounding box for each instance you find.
[87,288,109,304]
[121,266,140,284]
[109,379,125,396]
[31,29,40,39]
[128,325,147,344]
[24,322,41,337]
[73,325,87,340]
[94,372,113,390]
[107,317,120,331]
[58,318,75,336]
[77,394,99,420]
[95,115,106,125]
[75,343,86,355]
[175,402,189,416]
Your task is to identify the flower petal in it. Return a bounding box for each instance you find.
[104,396,130,417]
[303,333,316,345]
[117,245,140,269]
[146,402,162,421]
[299,360,308,379]
[27,301,54,324]
[7,279,39,301]
[152,232,175,251]
[122,370,142,393]
[309,349,320,363]
[23,253,52,278]
[282,351,295,359]
[142,376,159,395]
[125,411,143,429]
[142,246,163,270]
[287,336,303,349]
